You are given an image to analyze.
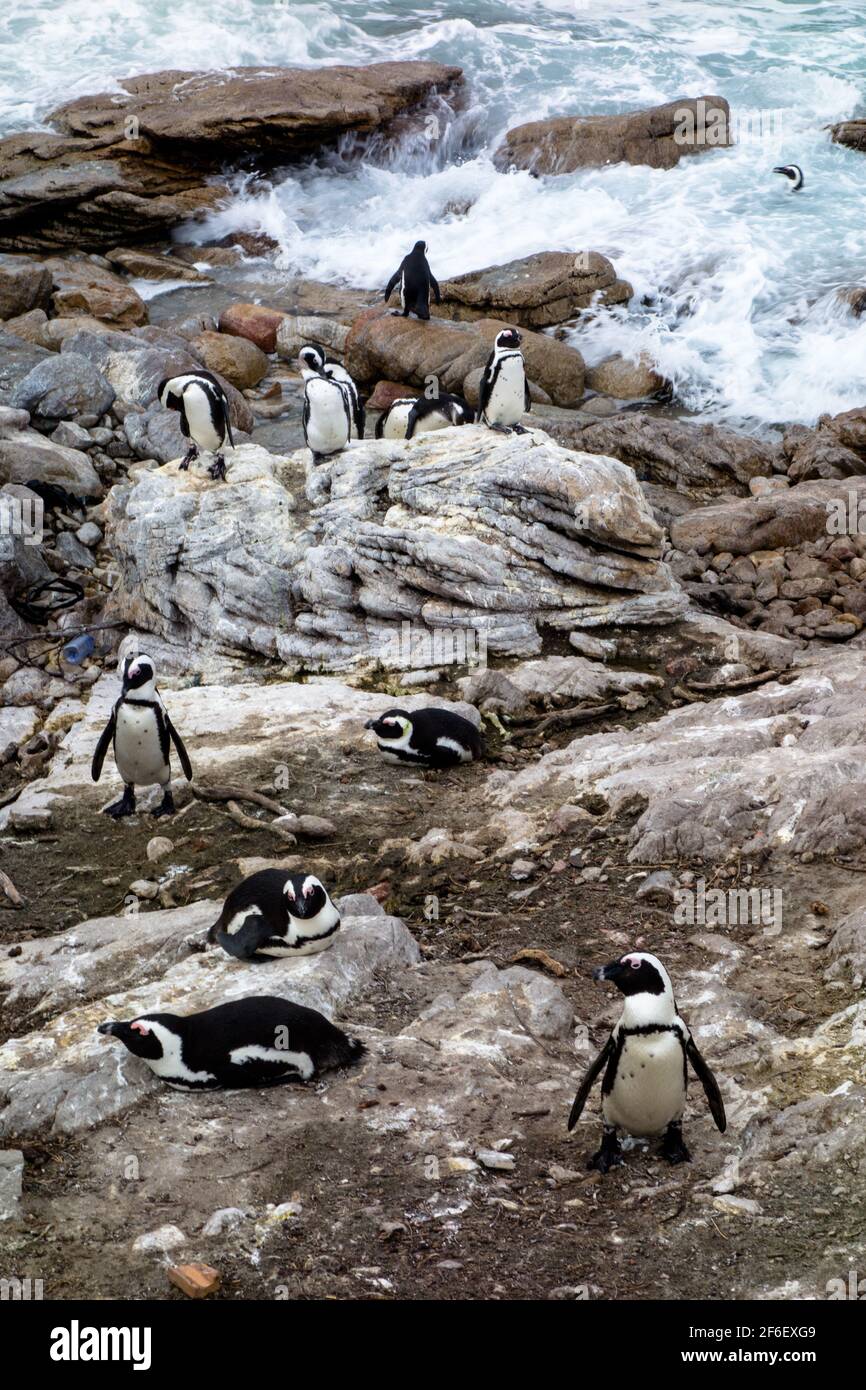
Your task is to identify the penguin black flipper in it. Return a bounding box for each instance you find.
[685,1033,727,1133]
[383,267,402,303]
[91,707,117,782]
[302,391,312,447]
[478,352,497,418]
[567,1033,615,1131]
[430,272,441,306]
[222,396,235,449]
[353,394,366,440]
[165,714,193,781]
[524,377,532,413]
[213,914,274,962]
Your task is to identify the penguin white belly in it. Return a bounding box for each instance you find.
[114,705,170,787]
[603,1032,685,1136]
[183,386,223,452]
[414,410,451,435]
[485,356,525,427]
[259,904,340,957]
[380,400,416,439]
[306,381,349,456]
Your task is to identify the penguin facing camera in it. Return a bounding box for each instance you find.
[303,372,353,465]
[298,345,365,439]
[207,869,341,961]
[157,370,235,480]
[91,652,192,819]
[479,328,531,433]
[568,951,726,1172]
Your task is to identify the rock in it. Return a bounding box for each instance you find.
[495,95,732,174]
[635,869,677,905]
[167,1263,221,1298]
[0,63,462,252]
[9,353,115,423]
[670,477,866,556]
[782,409,866,483]
[146,835,174,863]
[275,314,349,363]
[0,405,30,437]
[105,247,208,282]
[201,1207,250,1236]
[133,1224,187,1254]
[830,118,866,154]
[836,286,866,318]
[51,419,93,450]
[2,308,52,349]
[510,858,536,881]
[75,521,102,547]
[476,1149,515,1171]
[0,1149,24,1220]
[0,430,103,497]
[458,655,661,716]
[219,303,287,353]
[568,631,616,660]
[586,353,668,400]
[54,530,95,570]
[366,380,419,412]
[191,330,269,389]
[436,251,631,329]
[0,330,53,404]
[104,346,200,408]
[405,827,483,865]
[101,428,675,669]
[0,255,52,318]
[44,257,147,327]
[346,309,585,408]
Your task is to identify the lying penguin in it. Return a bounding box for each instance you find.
[298,344,365,439]
[568,951,726,1172]
[384,240,441,319]
[97,995,364,1090]
[91,652,192,819]
[479,328,530,434]
[207,870,341,961]
[365,707,483,768]
[157,370,234,480]
[375,392,474,440]
[375,397,419,440]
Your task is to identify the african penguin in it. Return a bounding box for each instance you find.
[374,397,420,440]
[364,707,484,769]
[773,164,804,191]
[406,392,475,438]
[567,951,726,1172]
[91,652,192,819]
[479,328,531,434]
[298,345,365,439]
[303,373,353,465]
[207,869,341,961]
[383,241,441,320]
[157,370,234,480]
[97,995,364,1091]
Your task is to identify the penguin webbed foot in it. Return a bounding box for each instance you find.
[179,446,198,472]
[487,423,512,434]
[105,786,136,820]
[512,423,529,435]
[661,1121,691,1165]
[208,456,227,481]
[588,1127,623,1174]
[152,787,176,818]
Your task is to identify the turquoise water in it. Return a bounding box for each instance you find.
[3,1,866,427]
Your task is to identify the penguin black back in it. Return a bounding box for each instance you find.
[364,706,484,768]
[383,241,441,320]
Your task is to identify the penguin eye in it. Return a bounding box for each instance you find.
[629,959,641,971]
[131,1021,150,1035]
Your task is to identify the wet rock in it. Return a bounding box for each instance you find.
[495,95,732,174]
[105,247,208,282]
[830,118,866,154]
[9,353,115,423]
[436,250,631,329]
[586,353,669,400]
[45,257,148,328]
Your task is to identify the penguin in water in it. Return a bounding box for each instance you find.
[298,345,365,439]
[406,392,475,437]
[773,164,804,191]
[97,995,364,1091]
[364,707,483,768]
[567,951,727,1172]
[91,652,192,819]
[207,870,341,961]
[375,396,419,440]
[384,241,441,320]
[157,370,234,480]
[303,372,353,465]
[479,328,531,433]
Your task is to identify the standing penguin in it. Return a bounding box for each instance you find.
[479,328,531,434]
[567,951,726,1172]
[157,371,235,480]
[207,870,341,961]
[364,707,483,768]
[384,241,441,320]
[298,345,365,439]
[303,373,353,465]
[91,652,192,819]
[773,164,804,191]
[406,392,475,437]
[97,995,364,1090]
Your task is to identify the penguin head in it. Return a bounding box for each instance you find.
[495,328,522,351]
[284,873,330,921]
[121,653,156,697]
[298,345,326,376]
[157,376,181,411]
[593,951,673,1001]
[364,708,413,744]
[773,164,803,191]
[97,1016,166,1061]
[412,240,428,256]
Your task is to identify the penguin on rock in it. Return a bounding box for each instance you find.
[207,870,341,961]
[303,372,353,465]
[298,344,365,439]
[406,392,474,436]
[364,707,483,768]
[97,995,364,1090]
[384,241,441,319]
[91,652,192,819]
[157,370,234,480]
[478,328,531,433]
[374,396,419,440]
[567,951,727,1172]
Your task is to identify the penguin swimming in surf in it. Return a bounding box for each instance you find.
[157,370,234,480]
[406,393,474,437]
[773,164,804,191]
[91,652,192,819]
[303,373,353,464]
[364,707,483,768]
[207,870,341,961]
[479,328,531,433]
[567,951,727,1172]
[298,344,365,439]
[97,995,364,1090]
[384,241,441,320]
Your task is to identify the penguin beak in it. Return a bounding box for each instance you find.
[363,719,376,730]
[97,1021,122,1036]
[593,960,623,983]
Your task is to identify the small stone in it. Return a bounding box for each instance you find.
[75,521,102,547]
[445,1156,478,1174]
[510,858,536,881]
[636,869,677,905]
[0,1149,24,1221]
[547,1163,583,1185]
[133,1224,186,1254]
[581,866,602,882]
[476,1149,516,1172]
[129,878,159,899]
[712,1195,761,1217]
[7,807,52,832]
[201,1207,250,1236]
[146,836,173,863]
[168,1263,221,1299]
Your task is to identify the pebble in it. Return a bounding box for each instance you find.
[129,879,159,899]
[132,1224,186,1254]
[476,1149,515,1172]
[0,1149,24,1220]
[75,521,103,547]
[509,858,536,881]
[201,1207,250,1236]
[146,836,174,863]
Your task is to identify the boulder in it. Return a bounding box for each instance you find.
[366,380,419,412]
[44,257,147,327]
[670,477,866,556]
[219,302,287,353]
[436,251,631,329]
[830,119,866,154]
[1,308,52,349]
[586,353,669,400]
[275,314,349,363]
[8,352,115,423]
[457,655,662,716]
[0,329,52,403]
[495,95,732,174]
[104,247,208,281]
[345,309,585,408]
[0,254,52,318]
[0,430,103,496]
[782,409,866,483]
[191,330,269,389]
